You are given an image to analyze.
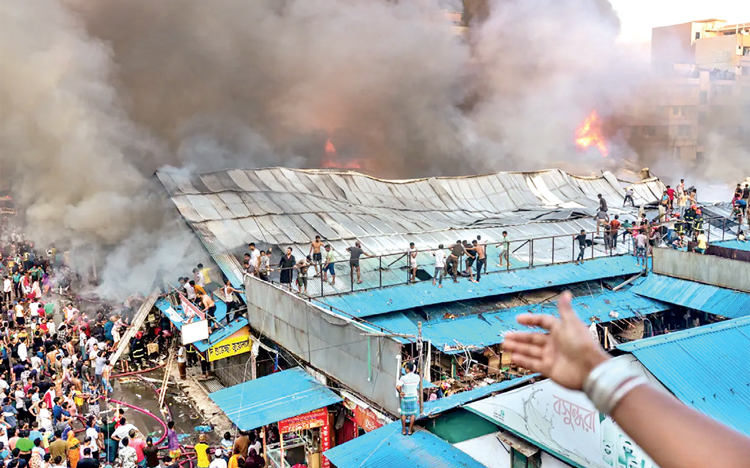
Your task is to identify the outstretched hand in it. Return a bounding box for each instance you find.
[503,291,610,390]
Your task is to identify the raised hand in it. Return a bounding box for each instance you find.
[502,291,610,390]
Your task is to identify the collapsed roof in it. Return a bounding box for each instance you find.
[156,167,665,266]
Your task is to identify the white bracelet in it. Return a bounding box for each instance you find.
[607,376,648,414]
[583,359,642,414]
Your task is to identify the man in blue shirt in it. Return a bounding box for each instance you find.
[2,398,17,429]
[28,421,42,443]
[52,398,70,425]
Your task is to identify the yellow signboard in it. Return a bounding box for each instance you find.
[207,327,252,362]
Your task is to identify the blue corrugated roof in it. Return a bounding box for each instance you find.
[324,422,487,468]
[320,256,643,317]
[713,239,750,252]
[208,367,342,431]
[423,375,536,417]
[154,297,248,352]
[630,274,750,319]
[618,316,750,435]
[368,290,668,354]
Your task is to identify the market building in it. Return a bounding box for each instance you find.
[153,167,748,467]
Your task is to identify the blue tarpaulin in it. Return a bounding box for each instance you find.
[154,297,248,352]
[208,367,342,431]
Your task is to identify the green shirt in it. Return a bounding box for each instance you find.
[45,303,55,317]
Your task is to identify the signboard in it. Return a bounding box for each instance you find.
[182,320,210,345]
[278,407,328,434]
[467,356,660,468]
[354,406,384,432]
[320,419,331,468]
[180,293,205,321]
[207,327,252,362]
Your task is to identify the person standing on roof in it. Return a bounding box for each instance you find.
[474,240,486,282]
[247,244,260,276]
[497,231,510,269]
[574,230,587,264]
[623,187,635,207]
[695,231,708,254]
[197,263,214,292]
[193,268,205,289]
[222,279,243,323]
[407,243,418,284]
[446,240,464,283]
[322,245,336,286]
[309,236,324,277]
[597,193,608,211]
[294,256,311,294]
[396,362,420,436]
[431,245,446,288]
[277,248,296,291]
[346,241,372,285]
[635,230,648,267]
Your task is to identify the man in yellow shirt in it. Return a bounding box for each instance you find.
[195,434,210,468]
[695,231,708,254]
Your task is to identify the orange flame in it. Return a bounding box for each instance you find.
[322,138,361,169]
[575,111,609,157]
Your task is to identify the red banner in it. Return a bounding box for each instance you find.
[180,293,205,321]
[278,408,328,434]
[354,406,384,432]
[320,417,331,468]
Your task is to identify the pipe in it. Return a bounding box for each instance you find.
[112,363,167,378]
[109,398,169,446]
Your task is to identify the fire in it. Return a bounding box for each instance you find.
[322,138,361,169]
[575,111,609,157]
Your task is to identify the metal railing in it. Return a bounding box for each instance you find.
[259,230,637,298]
[244,213,740,298]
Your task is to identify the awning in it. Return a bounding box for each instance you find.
[208,367,342,431]
[155,297,249,352]
[324,422,487,468]
[630,274,750,319]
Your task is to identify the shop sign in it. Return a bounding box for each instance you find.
[207,327,252,362]
[180,293,205,321]
[320,419,331,468]
[354,406,384,432]
[278,407,328,434]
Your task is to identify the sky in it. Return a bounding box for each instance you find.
[611,0,748,43]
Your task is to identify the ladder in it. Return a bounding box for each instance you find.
[159,350,174,410]
[109,288,160,366]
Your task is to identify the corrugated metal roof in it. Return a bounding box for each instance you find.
[157,167,663,261]
[323,422,487,468]
[423,375,537,417]
[368,289,668,353]
[154,297,248,353]
[320,256,645,317]
[618,316,750,435]
[713,239,750,252]
[630,274,750,319]
[208,367,342,431]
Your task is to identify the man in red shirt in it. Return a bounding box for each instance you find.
[610,215,621,248]
[666,185,676,211]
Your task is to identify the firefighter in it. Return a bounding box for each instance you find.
[186,344,198,367]
[131,331,146,369]
[692,212,704,241]
[683,205,697,237]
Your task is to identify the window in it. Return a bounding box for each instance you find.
[643,126,657,137]
[695,32,701,40]
[743,67,750,76]
[696,151,705,163]
[678,125,692,136]
[700,90,708,104]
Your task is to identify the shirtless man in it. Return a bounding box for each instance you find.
[197,292,217,331]
[309,236,324,277]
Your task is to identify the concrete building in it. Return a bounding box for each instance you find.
[652,19,750,73]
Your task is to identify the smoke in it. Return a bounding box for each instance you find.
[2,0,743,298]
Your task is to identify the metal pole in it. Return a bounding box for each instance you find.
[379,255,382,288]
[529,238,534,268]
[572,236,575,263]
[417,321,424,416]
[320,264,324,297]
[591,233,595,259]
[552,236,555,264]
[350,261,354,292]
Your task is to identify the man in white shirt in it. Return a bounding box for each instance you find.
[112,418,138,448]
[2,276,11,306]
[185,282,196,301]
[209,449,227,468]
[193,269,205,287]
[431,245,446,288]
[396,362,421,436]
[17,340,28,362]
[248,244,261,275]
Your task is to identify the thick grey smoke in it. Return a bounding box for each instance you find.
[2,0,741,297]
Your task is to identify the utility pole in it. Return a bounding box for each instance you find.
[418,321,424,416]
